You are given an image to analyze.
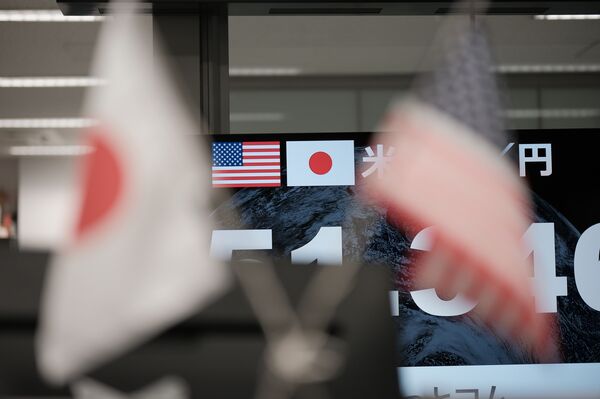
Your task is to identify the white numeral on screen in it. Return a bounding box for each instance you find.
[291,226,343,265]
[575,223,600,311]
[409,227,477,316]
[210,229,272,261]
[211,222,600,316]
[523,223,567,313]
[389,290,400,316]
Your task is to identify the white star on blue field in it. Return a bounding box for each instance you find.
[212,142,243,166]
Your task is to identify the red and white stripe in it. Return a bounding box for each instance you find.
[212,141,281,187]
[370,100,557,359]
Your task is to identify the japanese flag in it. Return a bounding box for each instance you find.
[36,7,229,384]
[286,140,355,186]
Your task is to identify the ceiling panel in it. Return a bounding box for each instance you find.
[229,15,600,74]
[0,22,99,76]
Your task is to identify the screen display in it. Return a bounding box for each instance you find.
[209,130,600,398]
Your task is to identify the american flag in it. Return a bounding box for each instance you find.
[212,141,281,188]
[368,19,557,359]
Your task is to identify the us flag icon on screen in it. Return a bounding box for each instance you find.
[212,141,281,187]
[286,140,355,186]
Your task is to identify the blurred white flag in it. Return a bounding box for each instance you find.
[71,376,189,399]
[36,6,229,384]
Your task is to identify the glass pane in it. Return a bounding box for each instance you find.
[230,89,358,133]
[360,89,407,131]
[541,88,600,129]
[229,14,600,133]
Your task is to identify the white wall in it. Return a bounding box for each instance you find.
[18,157,78,250]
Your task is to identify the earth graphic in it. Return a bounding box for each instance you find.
[211,151,600,367]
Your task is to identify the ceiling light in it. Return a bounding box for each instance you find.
[0,10,105,22]
[230,112,285,122]
[535,14,600,21]
[229,67,302,77]
[0,77,106,88]
[506,108,600,119]
[495,64,600,73]
[0,118,98,129]
[8,145,94,157]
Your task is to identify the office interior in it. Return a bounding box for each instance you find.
[1,0,600,398]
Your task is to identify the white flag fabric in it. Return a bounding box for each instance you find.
[36,7,229,384]
[71,376,189,399]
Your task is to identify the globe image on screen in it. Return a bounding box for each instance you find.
[212,160,600,367]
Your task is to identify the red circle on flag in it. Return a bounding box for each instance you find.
[76,131,123,240]
[309,151,332,175]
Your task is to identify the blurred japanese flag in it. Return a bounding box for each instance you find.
[36,4,229,384]
[367,16,557,358]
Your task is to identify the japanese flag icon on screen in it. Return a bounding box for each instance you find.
[286,140,355,186]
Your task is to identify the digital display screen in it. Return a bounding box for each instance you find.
[209,130,600,398]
